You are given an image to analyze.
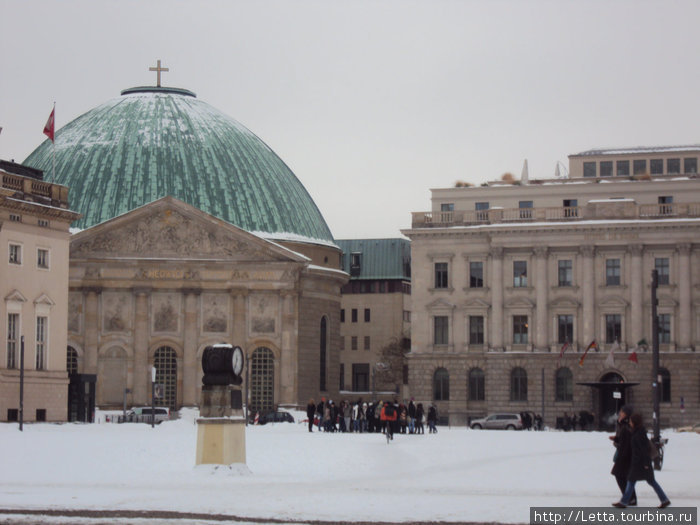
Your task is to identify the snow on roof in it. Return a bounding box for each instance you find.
[573,145,700,156]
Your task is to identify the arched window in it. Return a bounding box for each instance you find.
[659,368,671,403]
[67,346,79,375]
[319,316,328,391]
[555,367,573,402]
[433,367,449,401]
[468,367,485,401]
[250,347,274,416]
[510,367,528,402]
[154,346,178,408]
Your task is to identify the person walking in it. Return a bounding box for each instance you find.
[380,400,397,442]
[408,399,417,434]
[416,403,425,434]
[610,406,636,505]
[613,413,670,509]
[306,398,316,433]
[427,403,438,433]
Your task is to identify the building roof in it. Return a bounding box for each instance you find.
[336,238,411,280]
[23,86,335,246]
[571,145,700,157]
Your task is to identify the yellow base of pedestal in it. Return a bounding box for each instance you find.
[195,418,246,465]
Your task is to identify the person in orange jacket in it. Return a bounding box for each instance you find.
[380,400,398,441]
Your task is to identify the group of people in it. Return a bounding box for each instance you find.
[305,398,439,436]
[610,406,670,508]
[559,411,595,431]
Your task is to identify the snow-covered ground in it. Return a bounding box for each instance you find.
[0,409,698,524]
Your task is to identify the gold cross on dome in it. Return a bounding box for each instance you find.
[149,59,169,87]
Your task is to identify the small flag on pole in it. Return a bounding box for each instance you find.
[557,341,569,368]
[628,351,638,364]
[604,341,619,368]
[578,340,597,367]
[43,106,55,143]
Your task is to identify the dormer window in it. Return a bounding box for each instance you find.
[350,252,361,277]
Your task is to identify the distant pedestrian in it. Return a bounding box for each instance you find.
[427,404,438,433]
[416,403,425,434]
[613,413,670,509]
[306,398,316,433]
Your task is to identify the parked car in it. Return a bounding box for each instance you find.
[470,413,523,430]
[124,406,171,424]
[255,411,294,425]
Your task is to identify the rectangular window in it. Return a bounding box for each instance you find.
[351,336,358,351]
[38,219,49,228]
[563,199,578,218]
[513,316,528,344]
[364,308,370,322]
[440,203,454,212]
[7,409,19,422]
[633,159,647,175]
[658,314,671,344]
[470,261,484,288]
[434,262,448,289]
[667,158,681,174]
[351,309,358,323]
[616,160,629,176]
[364,336,370,351]
[36,316,47,370]
[340,337,345,351]
[9,214,21,222]
[434,316,448,345]
[519,200,533,219]
[469,316,484,344]
[475,202,489,220]
[9,244,21,265]
[583,162,596,177]
[558,260,573,287]
[513,261,527,287]
[7,313,18,369]
[599,161,613,177]
[340,309,345,323]
[352,363,370,391]
[403,310,411,322]
[650,159,663,175]
[684,157,697,174]
[558,315,574,344]
[37,248,49,269]
[605,314,622,344]
[36,409,46,422]
[606,259,621,286]
[655,257,670,285]
[350,253,362,277]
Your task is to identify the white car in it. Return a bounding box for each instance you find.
[470,413,523,430]
[125,406,171,424]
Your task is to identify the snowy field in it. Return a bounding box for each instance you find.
[0,409,698,524]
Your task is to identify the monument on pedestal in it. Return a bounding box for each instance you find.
[195,344,246,465]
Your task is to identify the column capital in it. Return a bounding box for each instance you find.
[627,244,644,256]
[533,246,549,258]
[489,246,504,258]
[181,287,202,296]
[229,287,249,298]
[132,287,152,297]
[676,243,692,255]
[579,245,596,258]
[82,286,103,295]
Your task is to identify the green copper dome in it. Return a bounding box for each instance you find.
[24,86,335,245]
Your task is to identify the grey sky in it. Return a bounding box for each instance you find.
[1,0,699,239]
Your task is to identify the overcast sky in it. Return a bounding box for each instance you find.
[2,0,699,239]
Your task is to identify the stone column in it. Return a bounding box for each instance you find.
[490,246,504,351]
[677,244,692,351]
[581,246,595,346]
[182,289,201,405]
[133,288,150,404]
[535,247,548,351]
[230,289,248,345]
[83,288,101,374]
[629,244,643,346]
[279,291,298,405]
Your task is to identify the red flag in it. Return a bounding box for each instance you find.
[628,351,638,364]
[578,340,597,367]
[43,107,55,142]
[557,341,569,367]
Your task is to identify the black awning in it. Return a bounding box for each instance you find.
[577,382,639,389]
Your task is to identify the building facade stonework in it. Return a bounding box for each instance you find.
[404,146,700,429]
[68,197,346,413]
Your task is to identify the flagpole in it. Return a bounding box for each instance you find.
[51,102,56,183]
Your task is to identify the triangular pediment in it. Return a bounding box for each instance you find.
[427,298,455,310]
[505,297,536,308]
[4,290,27,303]
[657,294,678,308]
[463,297,491,309]
[549,297,580,309]
[70,197,308,263]
[33,293,55,306]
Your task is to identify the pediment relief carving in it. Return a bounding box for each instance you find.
[71,207,271,261]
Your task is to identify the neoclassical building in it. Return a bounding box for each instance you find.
[404,145,700,429]
[24,80,347,417]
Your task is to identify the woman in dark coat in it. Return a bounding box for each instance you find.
[613,413,670,509]
[306,398,316,433]
[610,406,636,505]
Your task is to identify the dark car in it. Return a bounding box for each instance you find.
[256,411,294,425]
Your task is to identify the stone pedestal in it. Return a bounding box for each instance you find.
[195,417,246,465]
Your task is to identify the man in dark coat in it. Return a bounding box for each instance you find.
[306,398,316,432]
[613,413,670,509]
[610,406,636,505]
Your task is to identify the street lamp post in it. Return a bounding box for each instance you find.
[19,336,25,431]
[151,366,157,428]
[651,269,661,469]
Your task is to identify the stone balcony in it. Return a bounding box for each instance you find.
[1,169,71,209]
[411,201,700,228]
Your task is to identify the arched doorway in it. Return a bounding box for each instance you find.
[599,372,625,429]
[154,346,178,408]
[250,347,274,416]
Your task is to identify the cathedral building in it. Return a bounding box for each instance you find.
[403,145,700,429]
[22,79,346,418]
